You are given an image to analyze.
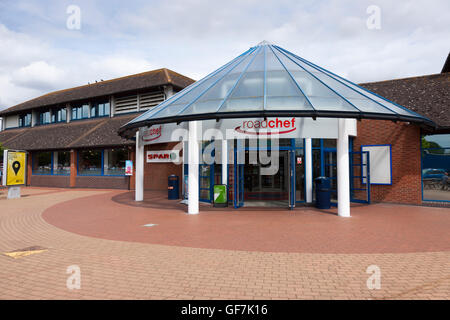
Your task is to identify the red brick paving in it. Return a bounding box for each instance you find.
[1,187,449,300]
[42,190,450,254]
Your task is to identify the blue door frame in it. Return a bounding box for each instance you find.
[233,146,244,208]
[323,149,371,205]
[199,164,214,202]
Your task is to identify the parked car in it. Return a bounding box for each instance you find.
[422,168,447,180]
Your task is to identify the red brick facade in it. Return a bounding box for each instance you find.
[353,120,422,205]
[27,148,130,190]
[144,142,183,191]
[23,120,424,204]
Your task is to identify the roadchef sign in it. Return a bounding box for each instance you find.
[146,150,180,163]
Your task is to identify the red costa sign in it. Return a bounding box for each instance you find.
[235,118,296,135]
[142,125,162,142]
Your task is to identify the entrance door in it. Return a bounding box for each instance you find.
[234,145,244,208]
[350,151,371,203]
[323,150,371,204]
[199,164,213,202]
[324,150,338,204]
[242,149,290,206]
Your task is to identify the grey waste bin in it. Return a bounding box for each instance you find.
[315,176,331,209]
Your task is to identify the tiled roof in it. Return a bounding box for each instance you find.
[0,68,195,116]
[360,72,450,130]
[0,114,136,151]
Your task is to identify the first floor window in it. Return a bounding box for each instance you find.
[104,148,127,175]
[38,110,51,125]
[72,103,90,120]
[78,149,102,175]
[33,152,52,174]
[52,107,67,123]
[19,113,32,127]
[91,101,110,118]
[54,151,71,175]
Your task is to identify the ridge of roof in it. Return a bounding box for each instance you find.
[0,68,195,116]
[359,72,449,85]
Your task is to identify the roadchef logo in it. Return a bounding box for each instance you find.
[142,125,162,141]
[234,118,296,135]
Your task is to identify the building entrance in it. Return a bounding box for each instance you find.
[233,138,306,208]
[243,150,290,206]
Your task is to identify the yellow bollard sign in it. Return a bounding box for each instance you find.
[6,151,26,186]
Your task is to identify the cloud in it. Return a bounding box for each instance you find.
[11,61,66,91]
[0,22,156,109]
[0,0,449,111]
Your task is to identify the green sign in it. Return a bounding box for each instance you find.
[213,184,227,207]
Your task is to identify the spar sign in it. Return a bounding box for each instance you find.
[146,150,180,163]
[234,117,296,135]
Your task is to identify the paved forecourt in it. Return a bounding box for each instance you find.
[0,187,448,300]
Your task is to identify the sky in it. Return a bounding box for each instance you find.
[0,0,448,111]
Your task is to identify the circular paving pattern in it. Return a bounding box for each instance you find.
[42,190,450,254]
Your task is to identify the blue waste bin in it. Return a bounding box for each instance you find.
[315,176,331,209]
[168,175,179,200]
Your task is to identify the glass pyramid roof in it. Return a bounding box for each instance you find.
[120,41,434,136]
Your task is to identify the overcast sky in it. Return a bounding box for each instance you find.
[0,0,448,110]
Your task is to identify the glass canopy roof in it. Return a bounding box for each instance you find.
[120,41,434,137]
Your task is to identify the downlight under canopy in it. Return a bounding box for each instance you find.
[119,41,435,138]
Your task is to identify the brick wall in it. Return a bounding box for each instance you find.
[144,142,183,191]
[353,120,422,205]
[75,176,129,189]
[31,175,70,188]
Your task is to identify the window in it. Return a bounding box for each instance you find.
[71,103,90,120]
[91,101,110,118]
[77,148,129,176]
[33,152,52,174]
[52,107,66,123]
[78,149,102,175]
[422,134,450,202]
[19,113,31,127]
[54,151,70,175]
[104,148,127,175]
[38,110,51,125]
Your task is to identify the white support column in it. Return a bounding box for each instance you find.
[305,138,313,203]
[221,139,228,185]
[337,119,351,217]
[135,130,144,202]
[188,121,199,214]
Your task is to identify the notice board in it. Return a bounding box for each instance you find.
[361,145,392,185]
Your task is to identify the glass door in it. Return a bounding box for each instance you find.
[199,164,213,202]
